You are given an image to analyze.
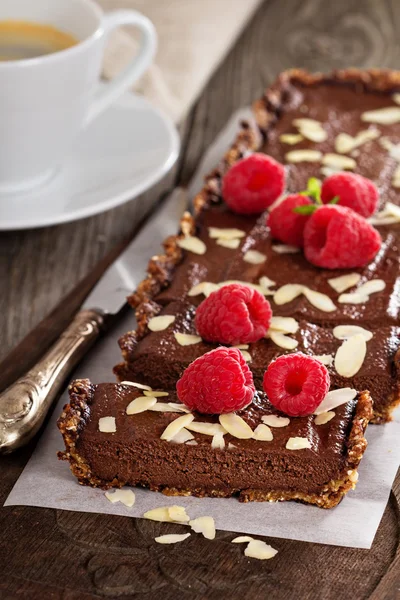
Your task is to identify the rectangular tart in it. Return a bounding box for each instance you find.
[58,379,372,508]
[116,69,400,423]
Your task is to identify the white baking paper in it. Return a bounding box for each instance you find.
[5,109,400,549]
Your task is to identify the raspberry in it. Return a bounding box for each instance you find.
[303,204,381,269]
[267,194,313,247]
[321,172,379,218]
[222,153,285,214]
[176,347,255,414]
[195,283,272,345]
[263,353,330,417]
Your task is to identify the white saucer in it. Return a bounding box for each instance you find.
[0,93,180,230]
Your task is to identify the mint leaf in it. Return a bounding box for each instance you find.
[329,195,340,205]
[299,177,322,204]
[293,205,318,215]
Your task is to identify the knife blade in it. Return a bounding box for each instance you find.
[0,188,188,453]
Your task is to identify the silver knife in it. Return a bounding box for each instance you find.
[0,189,188,453]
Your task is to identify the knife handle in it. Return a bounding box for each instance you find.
[0,308,104,454]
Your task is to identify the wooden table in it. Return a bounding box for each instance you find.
[1,1,400,598]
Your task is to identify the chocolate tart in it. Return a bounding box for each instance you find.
[58,380,372,508]
[117,69,400,423]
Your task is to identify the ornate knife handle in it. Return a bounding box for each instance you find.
[0,309,104,454]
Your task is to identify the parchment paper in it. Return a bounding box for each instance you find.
[5,109,400,549]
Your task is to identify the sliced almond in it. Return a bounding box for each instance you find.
[243,250,267,265]
[186,422,226,436]
[303,288,336,312]
[314,411,335,425]
[286,437,311,450]
[279,133,304,145]
[328,273,361,293]
[155,533,191,544]
[333,325,373,342]
[312,354,334,366]
[98,416,116,433]
[167,402,191,413]
[274,283,304,305]
[217,238,241,249]
[361,106,400,125]
[219,413,253,439]
[334,334,367,377]
[268,331,298,350]
[314,388,357,415]
[335,129,379,154]
[160,413,194,441]
[320,166,340,178]
[240,350,252,362]
[149,402,190,413]
[148,315,175,332]
[392,93,400,105]
[244,540,278,560]
[285,150,322,163]
[186,440,198,446]
[259,276,276,289]
[177,236,207,255]
[272,244,300,254]
[270,316,299,334]
[174,332,202,346]
[208,227,246,240]
[261,415,290,428]
[232,535,254,543]
[144,507,174,522]
[252,424,273,441]
[170,428,195,444]
[121,381,152,391]
[357,279,386,296]
[369,201,400,225]
[338,292,369,304]
[189,516,216,540]
[228,443,237,450]
[233,344,249,350]
[188,281,219,297]
[126,395,157,415]
[393,165,400,188]
[211,432,225,449]
[143,390,168,398]
[168,505,190,522]
[105,488,135,507]
[293,118,327,143]
[322,153,356,170]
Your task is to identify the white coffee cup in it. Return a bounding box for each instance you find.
[0,0,157,192]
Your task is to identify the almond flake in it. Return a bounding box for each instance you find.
[188,281,219,297]
[233,344,249,350]
[285,150,322,163]
[126,395,157,415]
[144,507,175,522]
[261,415,290,428]
[98,416,116,433]
[303,288,336,312]
[322,153,356,170]
[160,413,194,441]
[338,292,370,304]
[232,535,254,543]
[392,93,400,105]
[228,443,237,450]
[268,331,298,350]
[219,414,253,439]
[357,279,386,296]
[293,118,327,143]
[243,250,267,265]
[240,350,252,362]
[149,402,190,413]
[105,489,136,507]
[208,227,245,240]
[328,273,361,293]
[244,540,278,560]
[143,390,169,397]
[148,315,175,332]
[189,516,216,540]
[121,381,152,391]
[177,236,207,255]
[320,166,340,178]
[259,276,276,289]
[217,238,241,249]
[286,437,311,450]
[155,533,191,544]
[361,106,400,125]
[335,129,379,154]
[270,316,299,334]
[314,411,335,425]
[174,332,202,346]
[274,283,304,305]
[314,388,357,415]
[167,402,191,413]
[186,422,226,436]
[312,354,334,366]
[279,133,304,145]
[168,505,190,522]
[186,440,198,446]
[211,432,225,449]
[272,244,300,254]
[333,325,373,342]
[252,424,273,441]
[369,201,400,225]
[170,428,195,444]
[335,334,367,377]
